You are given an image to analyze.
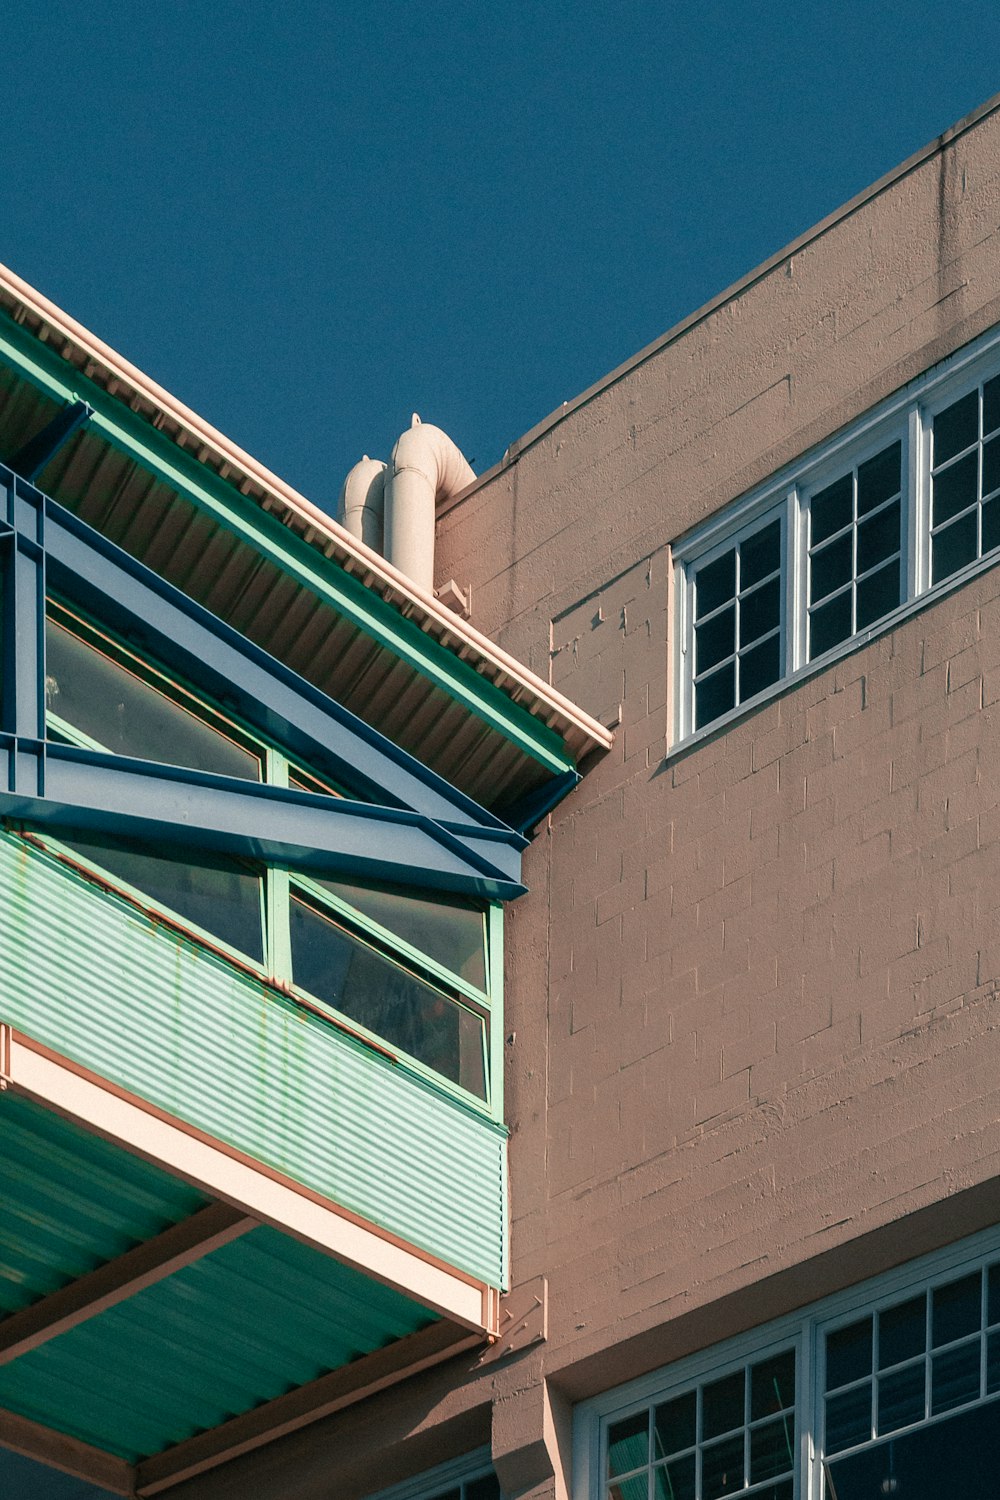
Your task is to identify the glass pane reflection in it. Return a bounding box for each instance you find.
[290,897,487,1097]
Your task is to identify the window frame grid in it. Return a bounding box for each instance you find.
[575,1222,1000,1500]
[802,435,906,663]
[678,505,791,742]
[35,608,503,1119]
[672,321,1000,751]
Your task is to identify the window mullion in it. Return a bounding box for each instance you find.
[910,403,930,596]
[788,486,806,674]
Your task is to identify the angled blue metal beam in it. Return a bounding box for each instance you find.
[9,399,93,483]
[0,480,45,797]
[1,743,525,900]
[40,493,522,845]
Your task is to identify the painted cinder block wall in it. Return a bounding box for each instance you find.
[178,97,1000,1500]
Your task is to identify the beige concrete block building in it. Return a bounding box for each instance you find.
[4,86,1000,1500]
[304,89,1000,1500]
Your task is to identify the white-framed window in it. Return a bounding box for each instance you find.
[673,322,1000,746]
[363,1448,502,1500]
[574,1224,1000,1500]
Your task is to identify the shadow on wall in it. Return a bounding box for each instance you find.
[0,1449,118,1499]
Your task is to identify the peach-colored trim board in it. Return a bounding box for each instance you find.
[0,1025,498,1335]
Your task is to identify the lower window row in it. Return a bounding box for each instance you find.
[597,1230,1000,1500]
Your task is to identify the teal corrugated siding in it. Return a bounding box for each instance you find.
[0,1225,434,1460]
[0,1094,207,1316]
[0,834,506,1286]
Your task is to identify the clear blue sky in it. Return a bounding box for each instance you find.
[5,2,1000,515]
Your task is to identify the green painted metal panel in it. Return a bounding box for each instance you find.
[0,1225,434,1461]
[0,314,574,778]
[0,1094,207,1316]
[0,833,506,1287]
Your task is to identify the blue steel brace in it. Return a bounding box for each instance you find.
[0,464,529,901]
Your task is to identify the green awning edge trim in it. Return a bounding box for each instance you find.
[0,311,575,779]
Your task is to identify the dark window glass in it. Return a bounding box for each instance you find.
[314,877,487,990]
[811,475,853,545]
[811,532,853,604]
[932,510,978,584]
[61,834,263,963]
[984,497,1000,556]
[695,551,736,619]
[988,1264,1000,1326]
[652,1453,696,1500]
[750,1417,794,1483]
[289,898,487,1097]
[934,391,978,465]
[46,618,259,781]
[983,434,1000,499]
[876,1364,925,1434]
[465,1477,502,1500]
[608,1412,649,1477]
[740,577,781,645]
[611,1477,647,1500]
[810,590,853,658]
[932,450,978,526]
[827,1317,873,1391]
[857,442,901,515]
[856,561,901,631]
[653,1391,696,1458]
[740,520,781,588]
[932,1341,981,1414]
[701,1433,744,1499]
[856,501,901,575]
[739,633,781,702]
[933,1273,981,1348]
[826,1397,1000,1500]
[695,663,735,730]
[751,1351,796,1420]
[985,375,1000,438]
[878,1296,925,1369]
[825,1385,872,1455]
[988,1330,1000,1394]
[702,1370,744,1440]
[696,606,736,673]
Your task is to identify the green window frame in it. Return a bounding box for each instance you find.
[34,599,503,1115]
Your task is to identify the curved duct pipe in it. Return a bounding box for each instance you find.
[336,456,388,552]
[383,415,476,593]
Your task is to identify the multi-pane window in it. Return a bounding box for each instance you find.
[692,520,783,730]
[675,331,1000,743]
[586,1230,1000,1500]
[822,1259,1000,1497]
[930,374,1000,584]
[806,442,903,660]
[37,601,498,1108]
[605,1347,796,1500]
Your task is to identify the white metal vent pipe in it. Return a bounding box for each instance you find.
[383,415,476,592]
[336,456,388,552]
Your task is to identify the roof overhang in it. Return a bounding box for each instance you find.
[0,1026,493,1495]
[0,262,612,820]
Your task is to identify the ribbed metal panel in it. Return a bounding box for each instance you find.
[0,1094,206,1316]
[0,834,506,1286]
[0,1225,434,1461]
[0,405,555,810]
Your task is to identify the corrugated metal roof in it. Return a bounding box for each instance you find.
[0,1226,434,1462]
[0,1094,207,1317]
[0,374,562,810]
[0,1070,440,1465]
[0,264,613,807]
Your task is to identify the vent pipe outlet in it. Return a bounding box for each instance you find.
[336,456,388,552]
[384,415,476,593]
